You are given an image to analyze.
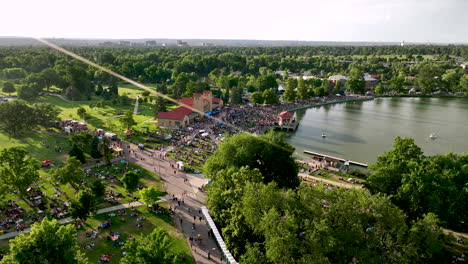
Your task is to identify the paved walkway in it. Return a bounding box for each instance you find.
[299,173,362,189]
[0,201,148,240]
[122,142,222,264]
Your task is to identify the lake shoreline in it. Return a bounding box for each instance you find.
[286,96,374,112]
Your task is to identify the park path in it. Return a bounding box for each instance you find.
[0,201,150,240]
[122,142,222,264]
[299,173,362,189]
[133,95,140,114]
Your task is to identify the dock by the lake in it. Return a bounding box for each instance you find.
[304,150,368,167]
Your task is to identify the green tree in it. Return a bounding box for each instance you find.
[154,96,167,116]
[120,228,178,264]
[249,91,264,104]
[206,167,264,256]
[346,68,365,94]
[417,63,441,94]
[139,187,164,207]
[0,147,39,201]
[441,69,459,92]
[459,73,468,94]
[296,78,308,99]
[90,179,106,198]
[119,111,137,130]
[366,137,424,195]
[51,156,84,188]
[121,171,140,194]
[257,75,278,91]
[0,100,36,137]
[0,218,87,264]
[16,84,40,101]
[204,131,299,189]
[389,75,406,93]
[40,68,60,92]
[90,136,102,159]
[76,107,86,120]
[68,144,86,164]
[70,189,97,221]
[32,103,61,128]
[262,89,278,104]
[374,83,385,94]
[2,81,15,95]
[98,137,113,166]
[69,132,92,154]
[283,78,297,102]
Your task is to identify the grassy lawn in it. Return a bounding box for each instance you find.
[0,162,187,263]
[77,206,193,264]
[0,131,70,163]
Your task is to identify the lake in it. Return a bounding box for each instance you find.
[287,97,468,164]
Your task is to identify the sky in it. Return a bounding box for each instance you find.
[1,0,467,43]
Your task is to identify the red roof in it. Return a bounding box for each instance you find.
[194,93,202,97]
[279,111,294,119]
[370,74,381,79]
[157,106,193,120]
[212,98,222,104]
[180,97,194,106]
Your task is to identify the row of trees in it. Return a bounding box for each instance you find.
[204,132,458,263]
[2,46,466,102]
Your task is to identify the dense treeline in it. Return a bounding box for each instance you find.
[204,133,462,263]
[1,45,467,102]
[366,137,468,232]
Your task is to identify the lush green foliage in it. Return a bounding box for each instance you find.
[70,189,97,220]
[120,228,178,264]
[366,137,468,231]
[0,147,39,199]
[0,100,59,137]
[0,218,88,264]
[204,131,299,189]
[121,171,140,193]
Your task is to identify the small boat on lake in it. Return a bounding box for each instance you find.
[321,133,327,138]
[429,133,437,140]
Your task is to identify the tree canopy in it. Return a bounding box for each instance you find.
[204,131,299,189]
[120,228,178,264]
[0,218,88,264]
[0,147,39,200]
[366,137,468,231]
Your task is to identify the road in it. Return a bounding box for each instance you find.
[121,142,222,264]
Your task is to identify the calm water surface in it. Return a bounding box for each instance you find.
[287,97,468,163]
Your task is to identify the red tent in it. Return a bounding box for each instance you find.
[41,160,51,167]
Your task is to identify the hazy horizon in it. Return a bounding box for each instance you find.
[1,0,468,43]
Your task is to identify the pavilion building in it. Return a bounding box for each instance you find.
[157,90,223,129]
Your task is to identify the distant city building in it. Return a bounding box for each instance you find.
[99,41,115,46]
[119,41,131,46]
[400,41,405,47]
[145,40,157,46]
[176,40,188,46]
